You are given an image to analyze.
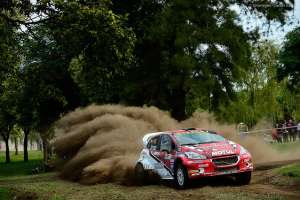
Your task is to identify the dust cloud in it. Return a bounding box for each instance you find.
[52,104,300,184]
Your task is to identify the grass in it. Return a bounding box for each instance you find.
[0,187,11,200]
[0,151,43,178]
[277,163,300,180]
[270,141,300,152]
[0,173,291,200]
[0,151,43,200]
[0,150,42,162]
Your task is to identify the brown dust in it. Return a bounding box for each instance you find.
[51,104,300,184]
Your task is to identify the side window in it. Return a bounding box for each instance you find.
[160,135,173,152]
[147,136,160,150]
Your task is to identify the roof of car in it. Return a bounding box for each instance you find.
[142,128,219,146]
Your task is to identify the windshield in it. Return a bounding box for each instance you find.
[175,132,225,145]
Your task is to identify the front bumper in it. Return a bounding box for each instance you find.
[183,154,253,179]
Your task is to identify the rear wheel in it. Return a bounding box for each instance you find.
[135,163,148,185]
[235,171,251,185]
[175,164,189,188]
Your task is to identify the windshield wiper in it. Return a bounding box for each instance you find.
[182,141,221,145]
[197,141,220,144]
[181,143,197,146]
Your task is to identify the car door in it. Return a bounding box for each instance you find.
[159,134,176,174]
[148,136,161,161]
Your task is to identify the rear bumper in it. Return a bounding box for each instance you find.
[183,154,253,179]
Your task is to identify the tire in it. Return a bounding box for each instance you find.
[235,171,251,185]
[174,164,189,189]
[135,163,148,185]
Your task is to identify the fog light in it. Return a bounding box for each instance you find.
[189,170,198,174]
[198,164,209,168]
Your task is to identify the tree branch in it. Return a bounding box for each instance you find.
[0,12,59,26]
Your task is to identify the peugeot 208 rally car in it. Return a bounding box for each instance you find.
[135,128,253,188]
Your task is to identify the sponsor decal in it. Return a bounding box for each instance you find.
[211,150,234,157]
[149,151,174,175]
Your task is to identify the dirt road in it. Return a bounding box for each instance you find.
[1,162,299,200]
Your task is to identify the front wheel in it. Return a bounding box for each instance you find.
[235,171,252,185]
[175,164,189,189]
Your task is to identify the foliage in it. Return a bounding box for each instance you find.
[0,187,11,200]
[0,72,19,133]
[216,41,289,126]
[0,16,21,162]
[277,26,300,120]
[278,26,300,91]
[0,18,18,80]
[0,68,20,162]
[10,125,23,140]
[114,0,294,120]
[0,0,298,141]
[59,2,136,103]
[19,0,136,123]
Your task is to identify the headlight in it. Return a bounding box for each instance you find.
[185,152,206,159]
[240,146,249,155]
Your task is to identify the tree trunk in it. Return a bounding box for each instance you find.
[23,128,30,162]
[4,138,10,163]
[42,139,49,163]
[14,137,19,155]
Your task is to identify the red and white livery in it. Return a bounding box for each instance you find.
[135,128,253,188]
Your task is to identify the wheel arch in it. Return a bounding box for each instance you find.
[174,157,184,171]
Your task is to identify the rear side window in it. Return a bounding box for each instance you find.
[147,136,160,150]
[160,134,175,152]
[160,135,172,150]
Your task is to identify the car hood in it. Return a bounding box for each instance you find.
[180,141,238,158]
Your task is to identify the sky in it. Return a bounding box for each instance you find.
[234,0,300,44]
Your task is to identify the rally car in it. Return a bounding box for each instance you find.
[135,128,253,188]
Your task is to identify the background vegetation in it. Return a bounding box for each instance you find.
[0,0,300,163]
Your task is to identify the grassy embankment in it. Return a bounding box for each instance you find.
[277,163,300,180]
[270,141,300,180]
[270,141,300,152]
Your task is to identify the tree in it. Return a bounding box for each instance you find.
[20,16,84,162]
[18,1,136,163]
[117,0,294,120]
[0,16,19,163]
[216,41,300,126]
[18,62,68,162]
[11,126,23,155]
[278,26,300,92]
[277,26,300,120]
[0,72,19,163]
[16,73,36,162]
[47,1,136,104]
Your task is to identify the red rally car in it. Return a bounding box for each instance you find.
[135,128,253,188]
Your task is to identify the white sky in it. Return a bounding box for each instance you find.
[234,0,300,44]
